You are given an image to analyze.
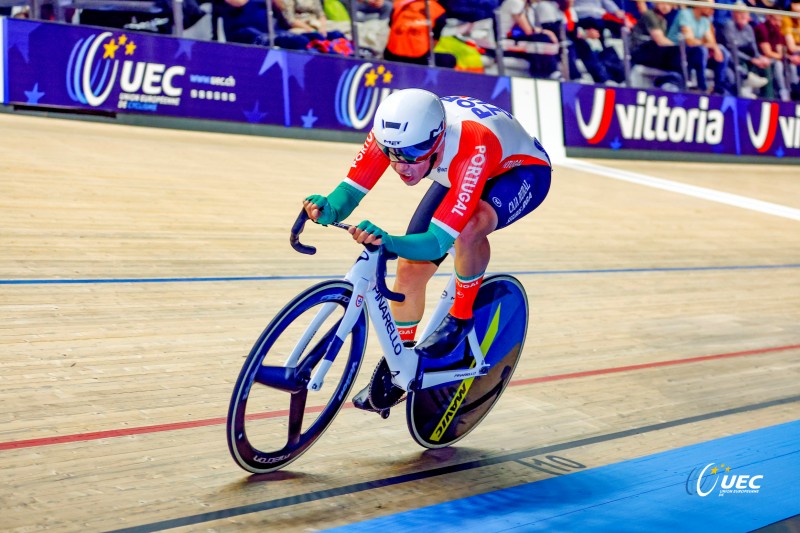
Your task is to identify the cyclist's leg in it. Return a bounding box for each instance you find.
[391,181,449,341]
[415,203,496,358]
[453,201,495,276]
[393,260,437,337]
[416,164,552,358]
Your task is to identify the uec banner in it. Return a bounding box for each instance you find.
[562,82,800,158]
[3,18,512,132]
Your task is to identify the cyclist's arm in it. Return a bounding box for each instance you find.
[382,223,455,260]
[309,131,390,224]
[323,180,367,221]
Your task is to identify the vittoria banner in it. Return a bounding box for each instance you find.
[3,19,511,132]
[562,83,800,158]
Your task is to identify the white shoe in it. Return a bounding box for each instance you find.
[739,86,756,99]
[744,71,768,89]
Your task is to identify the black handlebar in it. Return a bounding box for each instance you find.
[289,209,405,302]
[373,247,405,302]
[290,210,317,255]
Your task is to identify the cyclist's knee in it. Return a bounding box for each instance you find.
[396,259,437,289]
[459,201,498,244]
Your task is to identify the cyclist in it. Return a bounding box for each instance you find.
[303,88,551,413]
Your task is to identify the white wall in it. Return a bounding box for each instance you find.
[510,77,566,163]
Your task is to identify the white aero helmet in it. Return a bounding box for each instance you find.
[373,89,446,164]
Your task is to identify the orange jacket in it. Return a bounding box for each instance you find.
[386,0,446,58]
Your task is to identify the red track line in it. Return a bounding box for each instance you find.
[2,343,798,452]
[510,343,800,386]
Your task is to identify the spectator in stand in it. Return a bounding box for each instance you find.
[222,0,351,52]
[783,8,800,98]
[573,0,631,38]
[755,13,796,100]
[533,0,565,30]
[440,0,500,22]
[383,0,457,67]
[341,0,393,21]
[80,0,205,34]
[496,0,561,78]
[629,2,706,89]
[563,0,626,83]
[667,0,733,94]
[531,0,572,77]
[745,0,790,13]
[712,0,737,31]
[722,6,771,97]
[278,0,351,35]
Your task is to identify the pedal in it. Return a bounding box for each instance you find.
[379,409,391,420]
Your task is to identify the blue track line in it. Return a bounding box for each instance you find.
[1,263,799,286]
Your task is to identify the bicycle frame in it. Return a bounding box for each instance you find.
[300,246,490,395]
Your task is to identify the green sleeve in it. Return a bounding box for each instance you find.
[327,181,365,222]
[384,223,455,261]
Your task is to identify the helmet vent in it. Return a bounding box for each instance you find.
[382,120,408,131]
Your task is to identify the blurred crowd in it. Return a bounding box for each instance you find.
[3,0,799,101]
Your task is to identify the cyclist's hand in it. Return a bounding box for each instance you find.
[349,220,388,246]
[304,195,338,225]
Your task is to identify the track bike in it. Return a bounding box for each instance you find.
[227,211,529,473]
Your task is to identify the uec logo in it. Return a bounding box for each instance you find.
[334,62,395,130]
[67,32,185,107]
[686,463,764,497]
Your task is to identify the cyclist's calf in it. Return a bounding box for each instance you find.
[392,259,438,324]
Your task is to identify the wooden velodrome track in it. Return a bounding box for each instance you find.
[1,111,799,532]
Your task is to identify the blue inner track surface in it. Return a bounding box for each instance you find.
[329,420,800,532]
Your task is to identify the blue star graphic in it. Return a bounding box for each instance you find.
[259,49,287,76]
[285,53,314,90]
[720,95,737,113]
[8,21,41,63]
[672,94,686,107]
[24,83,45,104]
[243,101,267,123]
[301,109,318,128]
[423,67,440,86]
[491,77,511,99]
[609,137,622,150]
[775,146,785,158]
[174,39,195,60]
[259,50,313,89]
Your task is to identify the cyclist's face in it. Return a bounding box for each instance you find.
[389,141,441,185]
[391,160,429,185]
